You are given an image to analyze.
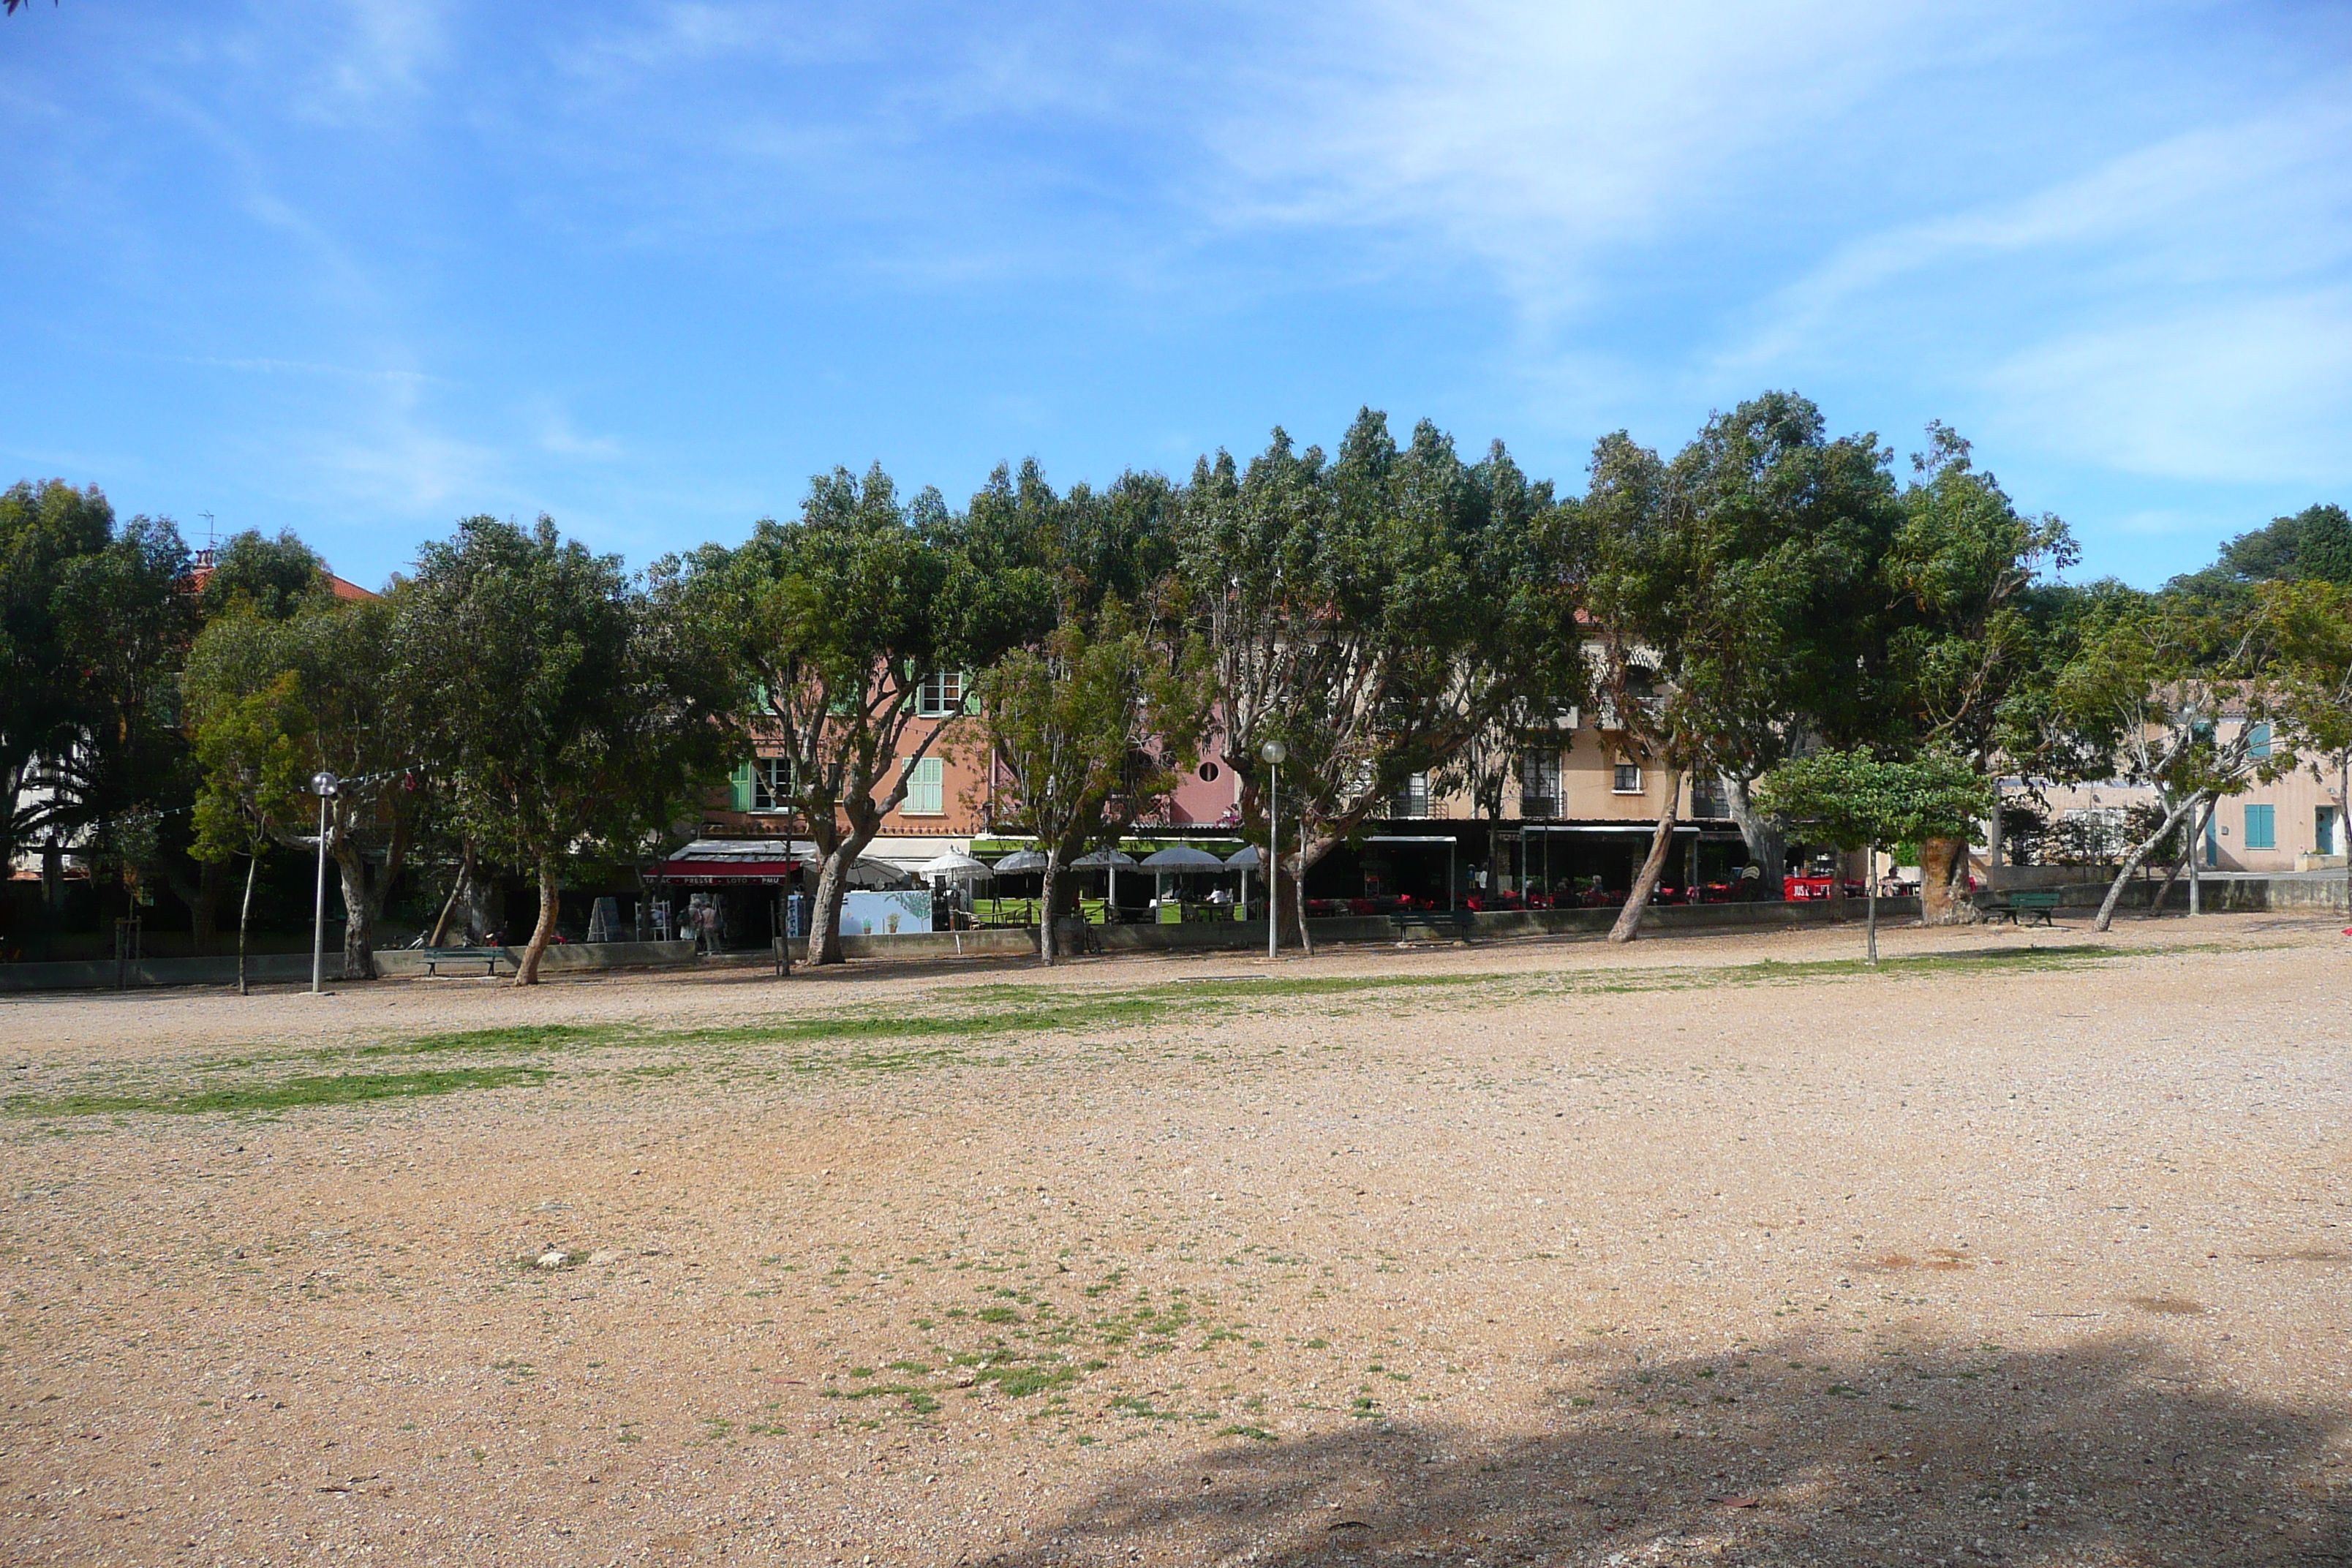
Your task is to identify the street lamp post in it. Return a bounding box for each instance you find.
[310,772,340,995]
[1261,739,1286,960]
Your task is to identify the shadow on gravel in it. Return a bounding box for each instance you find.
[989,1334,2346,1568]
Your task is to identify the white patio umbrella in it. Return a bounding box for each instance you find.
[1225,843,1262,916]
[1071,847,1138,909]
[1141,845,1227,910]
[991,848,1049,872]
[916,849,994,880]
[1140,845,1226,869]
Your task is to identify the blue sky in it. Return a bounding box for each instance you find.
[4,1,2348,590]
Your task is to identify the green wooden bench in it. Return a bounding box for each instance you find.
[1390,908,1475,941]
[418,946,506,976]
[1981,889,2062,927]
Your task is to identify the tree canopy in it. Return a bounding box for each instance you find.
[402,515,739,984]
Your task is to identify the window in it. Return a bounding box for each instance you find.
[1612,762,1643,794]
[2246,721,2272,759]
[1689,774,1727,818]
[1520,751,1561,815]
[2244,802,2275,851]
[2318,804,2340,858]
[750,755,795,813]
[1392,772,1431,818]
[916,671,966,717]
[901,755,946,815]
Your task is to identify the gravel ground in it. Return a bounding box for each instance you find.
[2,914,2347,1567]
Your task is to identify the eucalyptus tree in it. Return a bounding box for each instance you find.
[979,601,1212,963]
[2166,502,2352,603]
[185,665,306,992]
[960,461,1209,962]
[1179,412,1584,951]
[1881,423,2078,919]
[2250,578,2352,914]
[680,467,1049,965]
[1585,393,1904,943]
[2038,590,2291,930]
[402,516,739,984]
[0,479,195,909]
[195,528,331,622]
[183,594,422,979]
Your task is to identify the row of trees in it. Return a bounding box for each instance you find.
[6,398,2348,983]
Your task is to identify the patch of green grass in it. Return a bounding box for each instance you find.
[1219,1423,1276,1442]
[973,1362,1077,1398]
[294,943,2155,1079]
[5,1065,551,1118]
[350,1023,624,1058]
[823,1382,941,1415]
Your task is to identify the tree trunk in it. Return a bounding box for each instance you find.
[2188,798,2210,916]
[334,845,380,980]
[1723,774,1784,897]
[1985,791,2005,888]
[187,859,222,955]
[2095,790,2205,932]
[2144,798,2193,915]
[1917,838,1970,925]
[2147,847,2188,916]
[1037,847,1066,966]
[237,851,259,997]
[806,841,856,966]
[428,840,475,947]
[1865,841,1879,968]
[516,857,560,985]
[1281,851,1314,957]
[1609,765,1685,944]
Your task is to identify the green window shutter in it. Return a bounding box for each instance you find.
[2247,722,2272,758]
[730,761,755,813]
[2244,803,2275,850]
[963,671,981,715]
[902,756,946,815]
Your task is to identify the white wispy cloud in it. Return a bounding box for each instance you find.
[1193,0,1948,304]
[1983,287,2352,486]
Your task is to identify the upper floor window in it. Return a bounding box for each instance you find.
[2246,721,2272,759]
[1689,774,1727,818]
[1520,751,1560,815]
[1612,762,1643,794]
[750,755,795,813]
[1392,772,1431,818]
[916,671,967,717]
[900,755,946,815]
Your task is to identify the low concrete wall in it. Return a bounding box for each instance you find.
[2095,875,2348,913]
[0,951,327,993]
[1989,864,2121,891]
[773,895,1927,964]
[372,939,699,977]
[827,928,1039,961]
[0,938,704,993]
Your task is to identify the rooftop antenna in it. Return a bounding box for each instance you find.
[197,511,218,571]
